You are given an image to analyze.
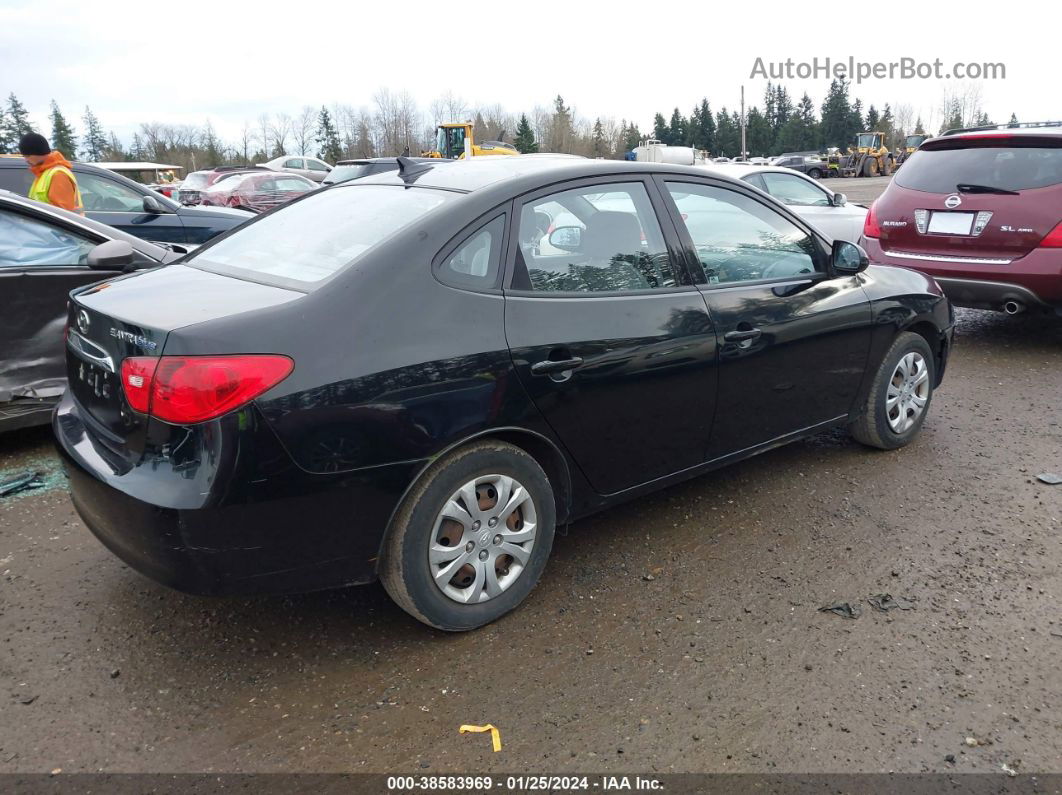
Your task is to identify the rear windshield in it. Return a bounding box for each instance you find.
[895,145,1062,193]
[182,171,211,189]
[187,185,453,287]
[326,164,373,183]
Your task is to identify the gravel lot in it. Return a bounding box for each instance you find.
[1,174,1060,774]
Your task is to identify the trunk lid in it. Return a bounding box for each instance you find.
[67,264,301,442]
[879,136,1062,260]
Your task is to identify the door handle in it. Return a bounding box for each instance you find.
[723,328,761,343]
[530,357,584,376]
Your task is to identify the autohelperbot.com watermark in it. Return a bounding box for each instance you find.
[750,56,1006,83]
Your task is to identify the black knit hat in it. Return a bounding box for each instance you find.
[18,132,51,157]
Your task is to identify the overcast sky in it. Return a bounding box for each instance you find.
[1,0,1052,144]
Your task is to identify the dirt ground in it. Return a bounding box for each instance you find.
[1,179,1060,773]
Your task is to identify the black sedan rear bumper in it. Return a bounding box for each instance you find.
[54,392,422,595]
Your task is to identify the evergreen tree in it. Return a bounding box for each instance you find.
[913,117,925,135]
[1008,112,1018,125]
[0,106,10,153]
[697,99,715,153]
[849,99,864,137]
[591,117,607,157]
[865,105,880,131]
[745,107,772,156]
[819,79,854,149]
[668,108,686,146]
[4,93,33,148]
[80,106,108,161]
[549,95,573,152]
[685,105,701,148]
[315,106,342,163]
[880,104,895,147]
[652,113,670,144]
[130,133,145,160]
[714,107,739,157]
[622,122,641,153]
[513,113,538,154]
[49,100,77,158]
[354,121,375,158]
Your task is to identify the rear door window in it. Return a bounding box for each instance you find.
[283,158,305,169]
[77,173,146,213]
[760,173,831,206]
[188,185,453,288]
[896,145,1062,192]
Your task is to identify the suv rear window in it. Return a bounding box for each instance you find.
[895,144,1062,193]
[187,185,453,288]
[181,171,211,190]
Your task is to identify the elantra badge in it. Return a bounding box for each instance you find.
[944,194,962,209]
[76,310,90,334]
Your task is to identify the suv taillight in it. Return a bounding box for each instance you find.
[1039,221,1062,248]
[863,202,882,239]
[121,355,293,424]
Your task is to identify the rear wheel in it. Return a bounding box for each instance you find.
[849,332,936,450]
[863,157,879,177]
[882,157,893,176]
[380,440,556,630]
[807,168,822,179]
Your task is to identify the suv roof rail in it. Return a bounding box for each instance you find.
[943,121,1062,135]
[212,165,266,172]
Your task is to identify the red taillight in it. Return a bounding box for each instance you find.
[121,357,160,414]
[121,355,293,424]
[863,203,882,239]
[1039,220,1062,248]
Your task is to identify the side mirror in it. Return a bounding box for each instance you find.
[831,240,869,275]
[832,192,847,207]
[142,194,164,214]
[87,240,135,270]
[548,225,582,252]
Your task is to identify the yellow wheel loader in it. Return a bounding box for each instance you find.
[840,132,896,177]
[895,134,928,167]
[422,123,519,159]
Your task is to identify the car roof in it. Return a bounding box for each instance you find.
[335,157,441,166]
[0,189,170,258]
[693,163,819,180]
[354,156,748,195]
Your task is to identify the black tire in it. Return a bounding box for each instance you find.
[849,332,936,450]
[379,440,556,631]
[808,168,822,179]
[863,158,879,177]
[882,158,893,176]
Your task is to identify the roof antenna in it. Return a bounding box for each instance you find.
[396,156,432,183]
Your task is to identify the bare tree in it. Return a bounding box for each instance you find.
[293,106,316,156]
[429,91,469,124]
[269,113,292,157]
[256,113,271,160]
[239,122,253,164]
[374,88,421,155]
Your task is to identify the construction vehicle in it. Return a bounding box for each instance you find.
[895,134,928,167]
[422,122,519,159]
[840,131,896,177]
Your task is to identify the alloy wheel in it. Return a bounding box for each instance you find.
[429,474,537,604]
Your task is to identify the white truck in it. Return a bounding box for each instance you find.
[633,139,711,165]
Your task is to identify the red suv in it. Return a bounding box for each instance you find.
[863,123,1062,315]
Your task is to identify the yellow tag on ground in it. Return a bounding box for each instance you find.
[459,723,502,752]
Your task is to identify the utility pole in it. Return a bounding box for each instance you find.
[740,85,747,160]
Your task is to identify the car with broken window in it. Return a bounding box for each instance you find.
[55,157,953,630]
[862,122,1062,314]
[0,190,181,432]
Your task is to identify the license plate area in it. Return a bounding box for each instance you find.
[928,211,975,235]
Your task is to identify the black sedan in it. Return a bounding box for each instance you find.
[0,159,252,245]
[0,191,182,431]
[55,157,954,630]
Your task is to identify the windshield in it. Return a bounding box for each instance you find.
[437,126,466,158]
[895,145,1062,193]
[905,135,927,148]
[325,164,372,184]
[187,185,454,287]
[856,134,877,148]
